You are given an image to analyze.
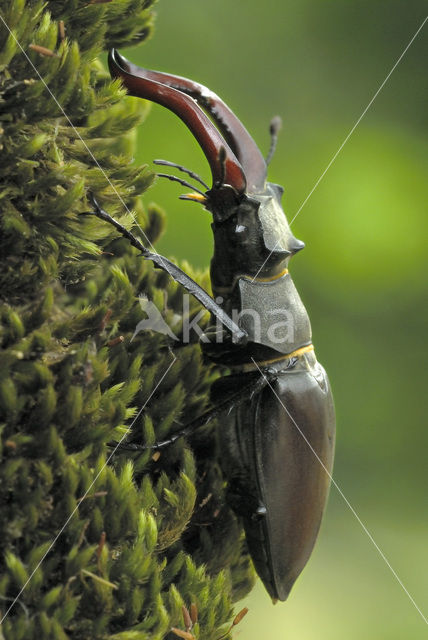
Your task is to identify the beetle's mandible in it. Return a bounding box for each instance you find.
[91,50,336,602]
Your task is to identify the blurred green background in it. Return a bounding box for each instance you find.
[122,1,427,637]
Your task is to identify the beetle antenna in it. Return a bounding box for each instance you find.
[265,116,282,166]
[154,159,209,190]
[156,172,206,197]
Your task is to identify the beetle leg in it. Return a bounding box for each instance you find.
[86,194,247,344]
[114,361,297,453]
[111,369,277,452]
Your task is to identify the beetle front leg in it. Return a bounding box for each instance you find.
[84,194,247,345]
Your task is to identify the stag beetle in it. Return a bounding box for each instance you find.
[90,49,336,602]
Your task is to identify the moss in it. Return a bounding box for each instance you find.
[0,2,254,638]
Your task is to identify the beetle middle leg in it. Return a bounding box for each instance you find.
[111,365,283,452]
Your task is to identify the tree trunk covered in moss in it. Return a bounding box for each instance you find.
[0,2,254,639]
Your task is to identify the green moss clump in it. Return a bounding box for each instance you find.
[0,2,254,638]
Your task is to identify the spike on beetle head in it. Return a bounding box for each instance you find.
[108,50,304,288]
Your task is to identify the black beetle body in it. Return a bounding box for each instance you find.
[95,50,336,602]
[214,357,334,601]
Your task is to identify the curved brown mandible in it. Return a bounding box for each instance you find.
[110,50,267,193]
[108,49,247,195]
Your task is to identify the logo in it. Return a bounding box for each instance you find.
[132,294,296,346]
[131,295,180,341]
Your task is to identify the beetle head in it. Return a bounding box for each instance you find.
[108,50,304,282]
